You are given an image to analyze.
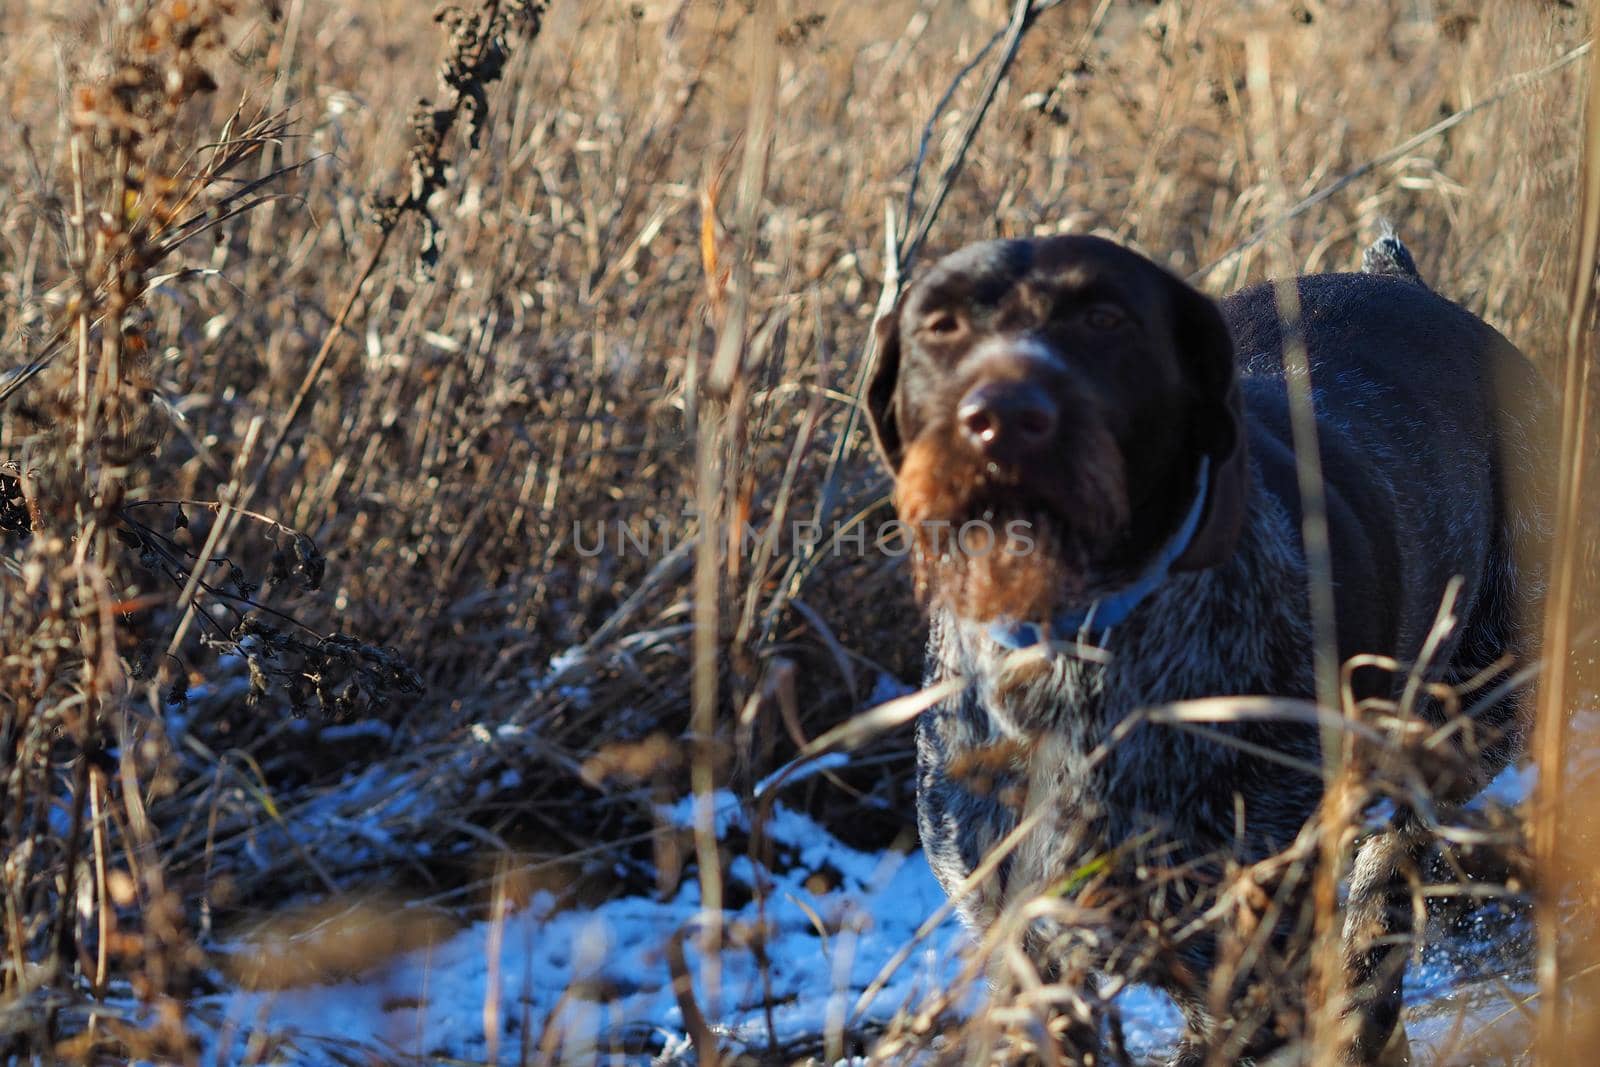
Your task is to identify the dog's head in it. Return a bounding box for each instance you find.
[866,235,1247,625]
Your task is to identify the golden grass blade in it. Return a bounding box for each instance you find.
[1533,4,1600,1060]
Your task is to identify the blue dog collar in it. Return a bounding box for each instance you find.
[987,457,1211,650]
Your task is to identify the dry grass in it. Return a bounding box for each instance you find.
[1,0,1597,1062]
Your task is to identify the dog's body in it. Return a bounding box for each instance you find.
[866,235,1549,1063]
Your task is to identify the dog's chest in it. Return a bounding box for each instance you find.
[915,579,1317,922]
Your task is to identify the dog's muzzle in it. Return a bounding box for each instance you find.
[987,457,1211,649]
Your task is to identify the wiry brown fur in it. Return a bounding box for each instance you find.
[895,423,1128,622]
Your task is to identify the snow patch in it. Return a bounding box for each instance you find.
[203,792,973,1063]
[197,766,1539,1064]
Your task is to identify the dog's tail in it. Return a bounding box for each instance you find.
[1360,222,1426,287]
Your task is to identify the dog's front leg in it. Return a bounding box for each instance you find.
[1341,822,1426,1065]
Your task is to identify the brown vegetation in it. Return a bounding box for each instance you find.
[1,0,1596,1062]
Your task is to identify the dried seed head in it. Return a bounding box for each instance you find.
[374,0,549,273]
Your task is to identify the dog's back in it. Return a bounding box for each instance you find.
[1224,273,1551,790]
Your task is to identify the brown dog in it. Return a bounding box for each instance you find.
[866,233,1550,1064]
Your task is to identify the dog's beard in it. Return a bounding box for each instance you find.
[894,427,1130,623]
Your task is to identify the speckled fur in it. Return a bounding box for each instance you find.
[917,460,1325,1059]
[917,471,1319,898]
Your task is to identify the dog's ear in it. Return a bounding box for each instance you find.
[1166,278,1248,572]
[864,296,905,470]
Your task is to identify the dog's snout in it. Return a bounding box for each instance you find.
[957,381,1058,457]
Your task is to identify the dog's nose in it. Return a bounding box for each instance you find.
[957,382,1058,457]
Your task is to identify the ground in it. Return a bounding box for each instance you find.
[1,1,1594,1063]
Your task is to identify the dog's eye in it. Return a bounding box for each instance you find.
[921,311,965,337]
[1080,304,1127,331]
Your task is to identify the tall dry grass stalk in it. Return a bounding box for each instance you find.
[1237,32,1357,1064]
[1532,0,1600,1059]
[686,0,782,1036]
